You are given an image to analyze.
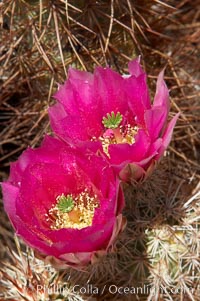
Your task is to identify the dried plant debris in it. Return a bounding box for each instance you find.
[0,0,200,300]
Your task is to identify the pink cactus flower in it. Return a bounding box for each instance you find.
[1,136,125,268]
[49,58,179,182]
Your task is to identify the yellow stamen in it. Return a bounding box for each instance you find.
[48,190,99,230]
[98,124,138,157]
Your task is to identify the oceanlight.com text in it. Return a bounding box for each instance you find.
[37,283,199,296]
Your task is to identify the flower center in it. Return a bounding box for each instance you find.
[47,189,99,230]
[92,111,138,156]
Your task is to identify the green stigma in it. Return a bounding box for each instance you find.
[102,111,123,129]
[56,194,75,213]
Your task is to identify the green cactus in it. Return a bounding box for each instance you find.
[1,1,199,301]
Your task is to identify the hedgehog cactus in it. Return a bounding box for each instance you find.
[1,0,199,300]
[146,192,200,301]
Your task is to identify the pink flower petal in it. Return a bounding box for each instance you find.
[144,107,168,140]
[128,57,151,110]
[119,163,145,182]
[124,74,151,126]
[54,81,79,115]
[49,110,91,143]
[153,69,169,112]
[1,183,18,225]
[128,57,144,77]
[157,113,180,158]
[108,129,151,165]
[51,69,103,141]
[94,67,128,116]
